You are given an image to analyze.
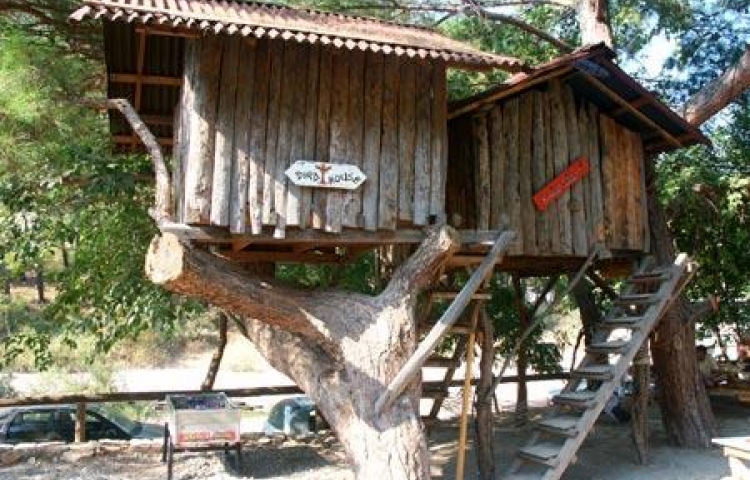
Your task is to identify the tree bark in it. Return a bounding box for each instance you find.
[146,226,461,480]
[577,0,614,47]
[645,160,717,447]
[683,46,750,127]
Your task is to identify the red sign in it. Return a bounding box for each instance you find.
[533,157,591,212]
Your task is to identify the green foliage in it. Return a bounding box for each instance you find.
[0,18,204,368]
[277,251,380,294]
[658,107,750,340]
[487,275,563,375]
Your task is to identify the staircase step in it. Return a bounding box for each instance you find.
[615,294,660,306]
[535,415,581,437]
[517,442,562,467]
[587,339,630,354]
[602,315,645,328]
[571,364,614,381]
[628,271,670,284]
[425,356,457,368]
[552,391,598,408]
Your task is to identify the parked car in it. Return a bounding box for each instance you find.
[0,404,163,444]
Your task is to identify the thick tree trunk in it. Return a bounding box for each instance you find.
[146,226,462,480]
[475,309,496,480]
[577,0,614,47]
[645,161,717,447]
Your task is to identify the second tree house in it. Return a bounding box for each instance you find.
[447,45,708,261]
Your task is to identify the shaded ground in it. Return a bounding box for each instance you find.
[2,396,746,480]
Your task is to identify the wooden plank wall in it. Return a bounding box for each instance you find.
[446,79,648,256]
[177,36,448,236]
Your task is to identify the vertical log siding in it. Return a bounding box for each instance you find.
[447,85,648,256]
[176,36,448,236]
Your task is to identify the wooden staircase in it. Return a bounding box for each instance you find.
[505,254,696,480]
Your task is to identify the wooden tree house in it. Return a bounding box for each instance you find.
[71,0,528,264]
[70,3,710,480]
[71,3,705,274]
[447,44,708,273]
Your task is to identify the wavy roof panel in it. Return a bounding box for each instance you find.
[70,0,527,72]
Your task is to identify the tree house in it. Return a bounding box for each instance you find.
[447,45,708,272]
[71,3,706,274]
[70,0,527,259]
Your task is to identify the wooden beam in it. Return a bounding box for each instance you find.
[218,251,353,264]
[448,66,574,119]
[109,73,183,87]
[0,374,571,409]
[132,29,147,151]
[374,230,515,415]
[574,71,683,148]
[611,95,651,117]
[160,223,517,246]
[456,304,479,480]
[75,402,86,443]
[139,114,175,126]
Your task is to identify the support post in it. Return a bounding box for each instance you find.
[631,343,650,464]
[456,303,480,480]
[75,402,86,443]
[374,230,515,415]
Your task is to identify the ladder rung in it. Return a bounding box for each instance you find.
[552,391,598,408]
[535,415,581,437]
[430,291,492,301]
[425,356,457,368]
[602,316,645,328]
[517,442,562,467]
[615,294,660,305]
[587,339,630,354]
[571,364,614,381]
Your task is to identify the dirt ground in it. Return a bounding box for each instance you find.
[1,396,746,480]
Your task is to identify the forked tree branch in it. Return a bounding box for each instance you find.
[85,98,172,224]
[683,45,750,127]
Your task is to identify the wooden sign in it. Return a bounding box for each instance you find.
[285,161,366,190]
[533,157,590,212]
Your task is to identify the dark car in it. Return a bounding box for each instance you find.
[0,404,163,444]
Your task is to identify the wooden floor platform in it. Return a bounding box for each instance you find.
[161,222,639,277]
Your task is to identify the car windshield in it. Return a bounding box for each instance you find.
[94,407,138,434]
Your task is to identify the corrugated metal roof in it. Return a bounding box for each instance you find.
[70,0,527,72]
[450,44,710,154]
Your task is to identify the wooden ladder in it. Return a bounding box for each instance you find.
[504,253,696,480]
[421,285,489,420]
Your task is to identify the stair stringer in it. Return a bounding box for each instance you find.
[506,253,696,480]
